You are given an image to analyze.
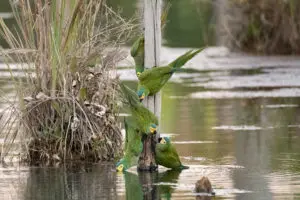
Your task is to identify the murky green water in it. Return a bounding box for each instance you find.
[1,59,300,199]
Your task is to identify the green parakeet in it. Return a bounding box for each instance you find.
[116,118,142,172]
[130,3,170,78]
[130,36,145,77]
[116,152,139,172]
[155,137,189,170]
[120,83,158,135]
[124,118,142,156]
[137,48,204,101]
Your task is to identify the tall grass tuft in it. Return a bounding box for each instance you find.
[223,0,300,54]
[0,0,136,164]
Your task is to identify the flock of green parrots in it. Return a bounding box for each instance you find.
[115,36,203,172]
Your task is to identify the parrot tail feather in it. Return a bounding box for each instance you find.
[170,67,184,73]
[168,47,205,69]
[119,82,140,107]
[180,165,189,170]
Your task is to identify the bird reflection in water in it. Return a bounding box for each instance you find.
[122,169,182,200]
[157,169,181,200]
[123,170,216,200]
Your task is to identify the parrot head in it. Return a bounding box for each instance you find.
[136,71,143,77]
[137,88,145,102]
[156,137,170,152]
[148,123,157,134]
[137,87,149,102]
[158,137,170,144]
[116,159,127,172]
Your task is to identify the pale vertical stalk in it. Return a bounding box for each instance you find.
[143,0,161,134]
[138,0,161,171]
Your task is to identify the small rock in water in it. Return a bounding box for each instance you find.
[195,176,215,200]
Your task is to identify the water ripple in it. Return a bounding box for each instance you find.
[212,125,262,131]
[190,88,300,99]
[262,104,299,108]
[173,141,218,144]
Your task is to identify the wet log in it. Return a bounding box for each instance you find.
[138,134,157,171]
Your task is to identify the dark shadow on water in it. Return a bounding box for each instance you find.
[138,171,159,200]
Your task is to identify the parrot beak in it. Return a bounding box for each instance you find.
[116,164,124,172]
[160,137,166,144]
[139,94,145,102]
[149,126,156,134]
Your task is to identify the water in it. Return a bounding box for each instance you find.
[1,49,300,199]
[1,1,300,200]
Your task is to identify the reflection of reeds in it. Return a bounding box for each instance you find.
[23,163,118,199]
[0,0,136,163]
[227,0,300,54]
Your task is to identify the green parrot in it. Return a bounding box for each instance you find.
[137,48,204,101]
[116,118,143,172]
[130,2,171,77]
[120,83,158,135]
[124,117,142,156]
[130,36,145,77]
[116,152,139,172]
[155,137,189,170]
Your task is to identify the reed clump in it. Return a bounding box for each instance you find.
[227,0,300,54]
[0,0,136,164]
